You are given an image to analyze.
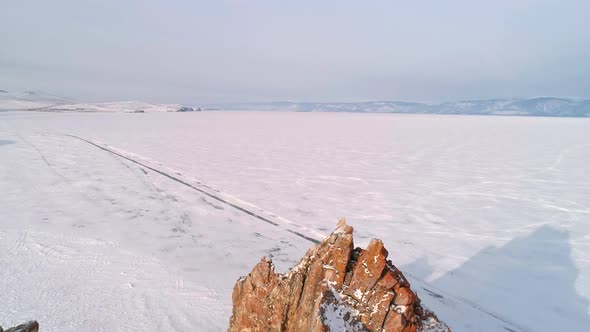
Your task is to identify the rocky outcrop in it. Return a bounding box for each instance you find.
[176,106,202,112]
[229,219,450,332]
[0,321,39,332]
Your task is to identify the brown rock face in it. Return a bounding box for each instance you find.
[0,321,39,332]
[229,218,450,332]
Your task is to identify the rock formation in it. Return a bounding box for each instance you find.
[0,321,39,332]
[229,219,450,332]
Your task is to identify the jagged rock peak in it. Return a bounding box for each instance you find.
[229,218,450,332]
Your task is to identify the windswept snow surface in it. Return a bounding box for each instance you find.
[1,111,589,331]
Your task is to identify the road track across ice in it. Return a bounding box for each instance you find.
[62,133,324,244]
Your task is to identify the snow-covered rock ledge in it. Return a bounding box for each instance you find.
[229,218,450,332]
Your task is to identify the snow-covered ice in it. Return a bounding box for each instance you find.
[1,110,589,331]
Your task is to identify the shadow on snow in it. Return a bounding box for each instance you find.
[0,139,15,146]
[404,226,589,331]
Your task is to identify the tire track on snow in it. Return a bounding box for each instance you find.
[61,134,321,244]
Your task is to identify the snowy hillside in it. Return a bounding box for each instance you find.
[43,101,184,113]
[0,90,187,113]
[0,90,70,110]
[215,97,590,117]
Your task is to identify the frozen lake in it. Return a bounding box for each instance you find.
[1,110,589,331]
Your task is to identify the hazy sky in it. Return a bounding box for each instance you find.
[1,0,589,103]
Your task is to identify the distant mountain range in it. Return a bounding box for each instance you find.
[2,89,589,117]
[214,97,590,117]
